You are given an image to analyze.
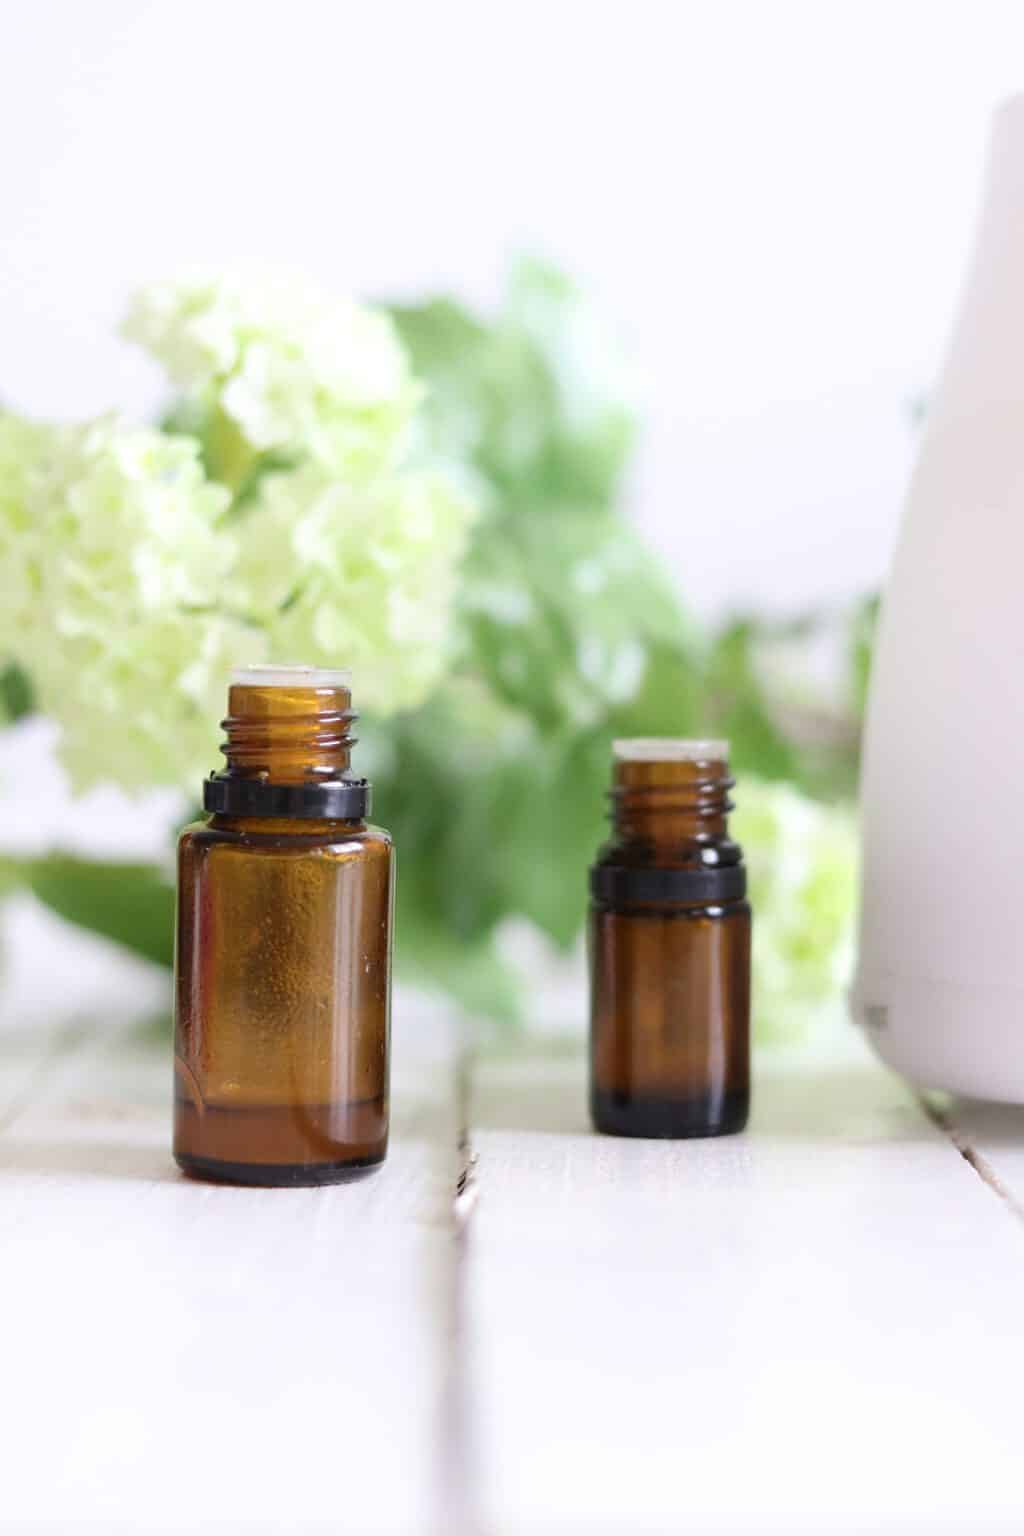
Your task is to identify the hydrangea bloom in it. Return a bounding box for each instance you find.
[123,276,419,478]
[0,278,476,791]
[1,415,263,789]
[232,462,475,713]
[733,779,859,1040]
[0,413,58,655]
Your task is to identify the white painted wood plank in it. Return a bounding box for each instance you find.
[467,1033,1024,1536]
[0,897,169,1125]
[0,959,460,1536]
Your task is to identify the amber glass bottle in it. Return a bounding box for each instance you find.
[174,666,394,1186]
[589,739,751,1138]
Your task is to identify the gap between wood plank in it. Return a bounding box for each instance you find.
[464,1046,1024,1534]
[921,1095,1024,1227]
[435,1027,484,1536]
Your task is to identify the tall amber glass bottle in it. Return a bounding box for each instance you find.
[174,666,394,1186]
[589,739,751,1138]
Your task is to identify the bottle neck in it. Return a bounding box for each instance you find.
[209,814,365,836]
[218,682,356,786]
[611,756,734,850]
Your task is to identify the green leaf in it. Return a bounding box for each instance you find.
[390,256,636,511]
[0,854,27,900]
[395,903,522,1028]
[702,620,801,784]
[849,593,880,718]
[25,854,174,968]
[0,662,34,723]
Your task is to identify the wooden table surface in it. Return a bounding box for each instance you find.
[2,897,1024,1536]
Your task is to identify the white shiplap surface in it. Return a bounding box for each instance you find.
[0,903,463,1536]
[468,1047,1024,1536]
[3,903,1024,1535]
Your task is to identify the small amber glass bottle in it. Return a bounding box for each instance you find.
[174,665,394,1186]
[589,739,751,1138]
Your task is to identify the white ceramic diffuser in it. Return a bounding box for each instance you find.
[852,95,1024,1100]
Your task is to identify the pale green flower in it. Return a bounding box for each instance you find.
[233,462,476,714]
[733,779,859,1041]
[1,280,476,792]
[2,414,262,789]
[49,612,263,792]
[123,275,419,478]
[0,413,59,654]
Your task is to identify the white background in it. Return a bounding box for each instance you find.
[2,0,1023,621]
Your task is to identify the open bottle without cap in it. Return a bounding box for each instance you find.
[589,739,751,1138]
[173,666,394,1186]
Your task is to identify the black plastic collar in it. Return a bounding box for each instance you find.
[590,863,746,908]
[203,775,371,820]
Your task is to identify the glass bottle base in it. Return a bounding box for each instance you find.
[175,1151,385,1187]
[173,1092,388,1185]
[590,1087,749,1139]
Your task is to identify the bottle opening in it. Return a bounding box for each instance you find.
[230,664,353,689]
[613,737,729,762]
[206,663,364,817]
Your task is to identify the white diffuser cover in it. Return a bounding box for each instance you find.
[852,95,1024,1100]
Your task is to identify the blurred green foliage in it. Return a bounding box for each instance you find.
[4,260,878,1032]
[368,263,704,1017]
[370,261,874,1019]
[24,855,175,969]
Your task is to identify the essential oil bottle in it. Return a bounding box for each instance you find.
[589,739,751,1138]
[174,665,394,1186]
